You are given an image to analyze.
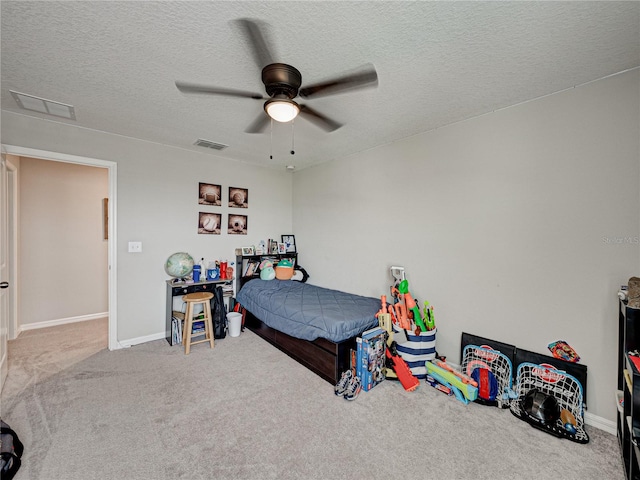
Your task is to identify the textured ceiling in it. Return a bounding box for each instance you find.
[1,1,639,171]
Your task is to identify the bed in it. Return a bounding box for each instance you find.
[235,279,381,384]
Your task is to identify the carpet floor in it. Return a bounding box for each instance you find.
[0,319,625,480]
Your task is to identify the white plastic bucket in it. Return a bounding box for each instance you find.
[227,312,242,337]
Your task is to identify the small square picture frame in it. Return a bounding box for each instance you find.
[199,182,221,206]
[281,235,296,253]
[228,214,248,235]
[242,246,255,256]
[198,212,221,235]
[229,187,248,208]
[277,242,286,254]
[269,239,278,254]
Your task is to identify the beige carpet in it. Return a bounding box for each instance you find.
[1,319,625,480]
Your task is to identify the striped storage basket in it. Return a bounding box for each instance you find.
[393,326,436,378]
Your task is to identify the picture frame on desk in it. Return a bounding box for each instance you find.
[242,246,255,256]
[281,234,296,253]
[277,242,287,254]
[269,239,278,254]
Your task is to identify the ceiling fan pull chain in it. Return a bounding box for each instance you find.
[270,118,274,159]
[290,119,295,155]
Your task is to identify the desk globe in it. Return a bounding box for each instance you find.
[165,252,194,281]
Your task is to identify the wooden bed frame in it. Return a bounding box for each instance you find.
[244,309,356,384]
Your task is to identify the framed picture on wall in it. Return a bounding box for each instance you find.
[281,235,296,253]
[199,182,221,206]
[198,212,221,234]
[229,187,248,208]
[103,198,109,240]
[228,214,248,235]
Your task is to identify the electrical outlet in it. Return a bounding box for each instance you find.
[128,241,142,253]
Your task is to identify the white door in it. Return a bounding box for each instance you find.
[0,154,9,390]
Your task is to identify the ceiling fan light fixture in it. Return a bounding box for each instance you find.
[264,97,299,123]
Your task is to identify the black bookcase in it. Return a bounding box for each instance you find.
[618,299,640,480]
[235,253,298,293]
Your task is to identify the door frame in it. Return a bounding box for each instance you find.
[5,158,18,340]
[1,145,118,350]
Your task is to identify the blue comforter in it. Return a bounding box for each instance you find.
[236,280,380,342]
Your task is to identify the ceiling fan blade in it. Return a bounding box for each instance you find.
[176,81,264,99]
[235,18,277,69]
[245,112,271,134]
[299,105,342,132]
[299,63,378,99]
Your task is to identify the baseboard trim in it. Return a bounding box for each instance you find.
[115,331,167,349]
[20,312,108,332]
[585,411,616,435]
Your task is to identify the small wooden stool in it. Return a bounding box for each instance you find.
[182,292,215,354]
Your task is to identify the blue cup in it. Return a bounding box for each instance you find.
[192,265,201,282]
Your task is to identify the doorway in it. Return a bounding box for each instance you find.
[1,145,118,350]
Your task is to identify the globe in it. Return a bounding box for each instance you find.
[165,252,194,279]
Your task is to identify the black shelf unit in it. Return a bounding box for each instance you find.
[618,299,640,480]
[165,278,233,346]
[235,252,297,293]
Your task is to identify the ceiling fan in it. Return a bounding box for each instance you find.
[175,18,378,134]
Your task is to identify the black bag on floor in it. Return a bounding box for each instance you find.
[212,286,226,339]
[1,419,24,480]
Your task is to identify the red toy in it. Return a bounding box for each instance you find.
[548,340,580,363]
[385,342,420,391]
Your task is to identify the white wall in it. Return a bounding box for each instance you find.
[1,112,293,341]
[19,157,108,325]
[293,69,640,422]
[2,70,637,422]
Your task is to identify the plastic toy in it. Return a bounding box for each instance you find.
[547,340,580,363]
[424,363,468,404]
[392,299,411,330]
[376,297,398,379]
[471,368,499,403]
[259,260,276,280]
[522,389,560,426]
[560,408,577,434]
[425,360,478,404]
[423,301,436,331]
[424,374,453,396]
[385,341,420,391]
[433,359,477,387]
[376,295,393,346]
[386,266,438,377]
[397,280,427,332]
[510,362,589,443]
[461,344,516,408]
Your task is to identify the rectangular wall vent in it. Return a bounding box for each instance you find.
[194,139,228,150]
[10,90,76,120]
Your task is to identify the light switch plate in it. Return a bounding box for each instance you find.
[128,241,142,253]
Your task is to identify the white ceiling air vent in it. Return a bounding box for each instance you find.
[194,139,228,151]
[10,90,76,119]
